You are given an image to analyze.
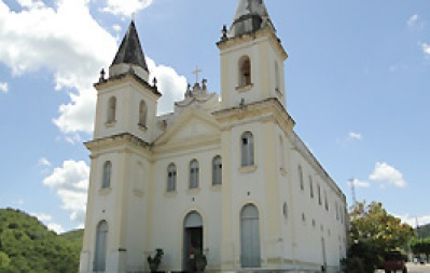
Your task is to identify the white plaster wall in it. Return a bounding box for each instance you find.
[150,145,223,272]
[220,36,286,110]
[285,143,347,271]
[94,82,158,143]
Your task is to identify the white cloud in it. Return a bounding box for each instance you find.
[369,162,407,188]
[112,24,121,33]
[422,43,430,56]
[407,14,420,27]
[16,0,45,9]
[0,81,8,93]
[395,214,430,228]
[31,212,65,234]
[0,0,115,134]
[43,160,90,224]
[53,88,97,134]
[0,0,187,136]
[348,178,370,189]
[147,58,187,115]
[38,157,52,167]
[101,0,153,17]
[348,132,362,141]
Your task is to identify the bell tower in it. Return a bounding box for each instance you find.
[217,0,288,109]
[93,20,161,143]
[80,20,158,273]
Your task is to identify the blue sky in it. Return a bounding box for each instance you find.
[0,0,429,233]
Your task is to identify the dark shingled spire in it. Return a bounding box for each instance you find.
[230,0,275,38]
[111,20,149,72]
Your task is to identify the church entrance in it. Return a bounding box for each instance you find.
[94,220,108,272]
[183,211,203,272]
[240,204,261,268]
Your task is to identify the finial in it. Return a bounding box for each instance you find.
[185,83,192,98]
[131,12,136,22]
[185,83,193,98]
[221,25,228,40]
[153,77,158,89]
[99,68,106,82]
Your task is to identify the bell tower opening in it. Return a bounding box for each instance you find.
[239,56,252,88]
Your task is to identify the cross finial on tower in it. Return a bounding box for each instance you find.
[192,66,202,84]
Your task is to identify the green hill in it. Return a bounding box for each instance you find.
[417,224,430,239]
[0,208,83,272]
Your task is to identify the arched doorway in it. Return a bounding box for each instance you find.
[94,220,108,272]
[183,211,203,272]
[240,204,261,268]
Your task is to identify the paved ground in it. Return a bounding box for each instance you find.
[406,263,430,273]
[376,263,430,273]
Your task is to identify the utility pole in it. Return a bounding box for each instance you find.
[349,178,357,205]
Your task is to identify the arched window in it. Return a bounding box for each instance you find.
[241,132,254,167]
[239,56,251,87]
[167,163,177,192]
[94,220,108,272]
[279,136,285,170]
[283,202,288,219]
[309,176,314,198]
[138,100,147,127]
[275,61,280,92]
[318,184,322,205]
[212,156,222,186]
[335,201,339,221]
[340,206,345,224]
[298,165,304,191]
[107,97,116,123]
[189,159,199,189]
[102,161,112,189]
[324,190,329,211]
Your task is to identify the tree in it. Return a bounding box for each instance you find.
[344,202,415,272]
[0,208,83,272]
[410,238,430,262]
[0,251,11,272]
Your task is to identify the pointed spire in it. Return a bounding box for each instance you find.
[109,20,150,82]
[111,20,149,71]
[230,0,275,38]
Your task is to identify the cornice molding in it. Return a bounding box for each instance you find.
[217,26,288,60]
[94,72,162,98]
[213,98,295,133]
[85,133,151,153]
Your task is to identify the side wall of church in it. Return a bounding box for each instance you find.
[281,133,347,272]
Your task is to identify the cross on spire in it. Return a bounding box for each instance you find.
[192,66,202,84]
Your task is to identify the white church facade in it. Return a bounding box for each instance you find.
[79,0,348,273]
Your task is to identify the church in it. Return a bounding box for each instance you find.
[79,0,348,273]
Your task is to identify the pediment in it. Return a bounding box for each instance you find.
[155,108,221,147]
